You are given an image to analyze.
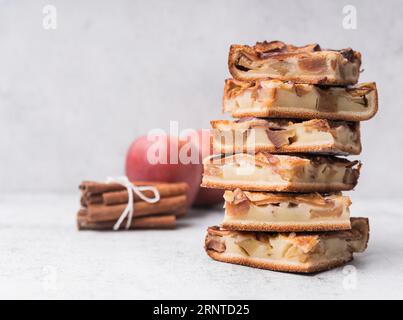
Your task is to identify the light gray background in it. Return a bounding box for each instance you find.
[1,0,403,301]
[0,0,402,197]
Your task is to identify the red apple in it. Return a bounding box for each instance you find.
[125,135,202,206]
[183,129,224,207]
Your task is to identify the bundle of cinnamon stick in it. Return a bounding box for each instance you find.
[77,181,188,230]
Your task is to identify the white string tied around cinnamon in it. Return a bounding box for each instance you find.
[106,176,160,231]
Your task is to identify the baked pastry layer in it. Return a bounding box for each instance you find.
[223,189,351,232]
[228,41,361,85]
[202,153,361,192]
[223,79,377,121]
[211,118,361,155]
[205,217,369,273]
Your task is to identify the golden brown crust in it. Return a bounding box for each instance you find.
[214,143,361,156]
[206,249,353,273]
[201,178,357,193]
[238,190,345,206]
[205,152,357,166]
[208,218,368,239]
[221,220,351,232]
[230,108,377,122]
[228,41,361,85]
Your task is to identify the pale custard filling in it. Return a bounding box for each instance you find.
[237,55,355,82]
[225,82,373,115]
[223,201,350,223]
[232,88,367,113]
[222,161,287,184]
[293,125,334,146]
[217,234,351,265]
[217,161,347,185]
[213,122,357,151]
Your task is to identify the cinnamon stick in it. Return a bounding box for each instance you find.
[80,180,188,194]
[80,181,125,194]
[77,213,176,230]
[80,181,188,206]
[81,193,103,206]
[103,182,188,205]
[86,194,187,222]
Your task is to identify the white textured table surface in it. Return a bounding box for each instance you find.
[0,194,402,300]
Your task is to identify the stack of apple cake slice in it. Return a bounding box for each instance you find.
[202,41,377,273]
